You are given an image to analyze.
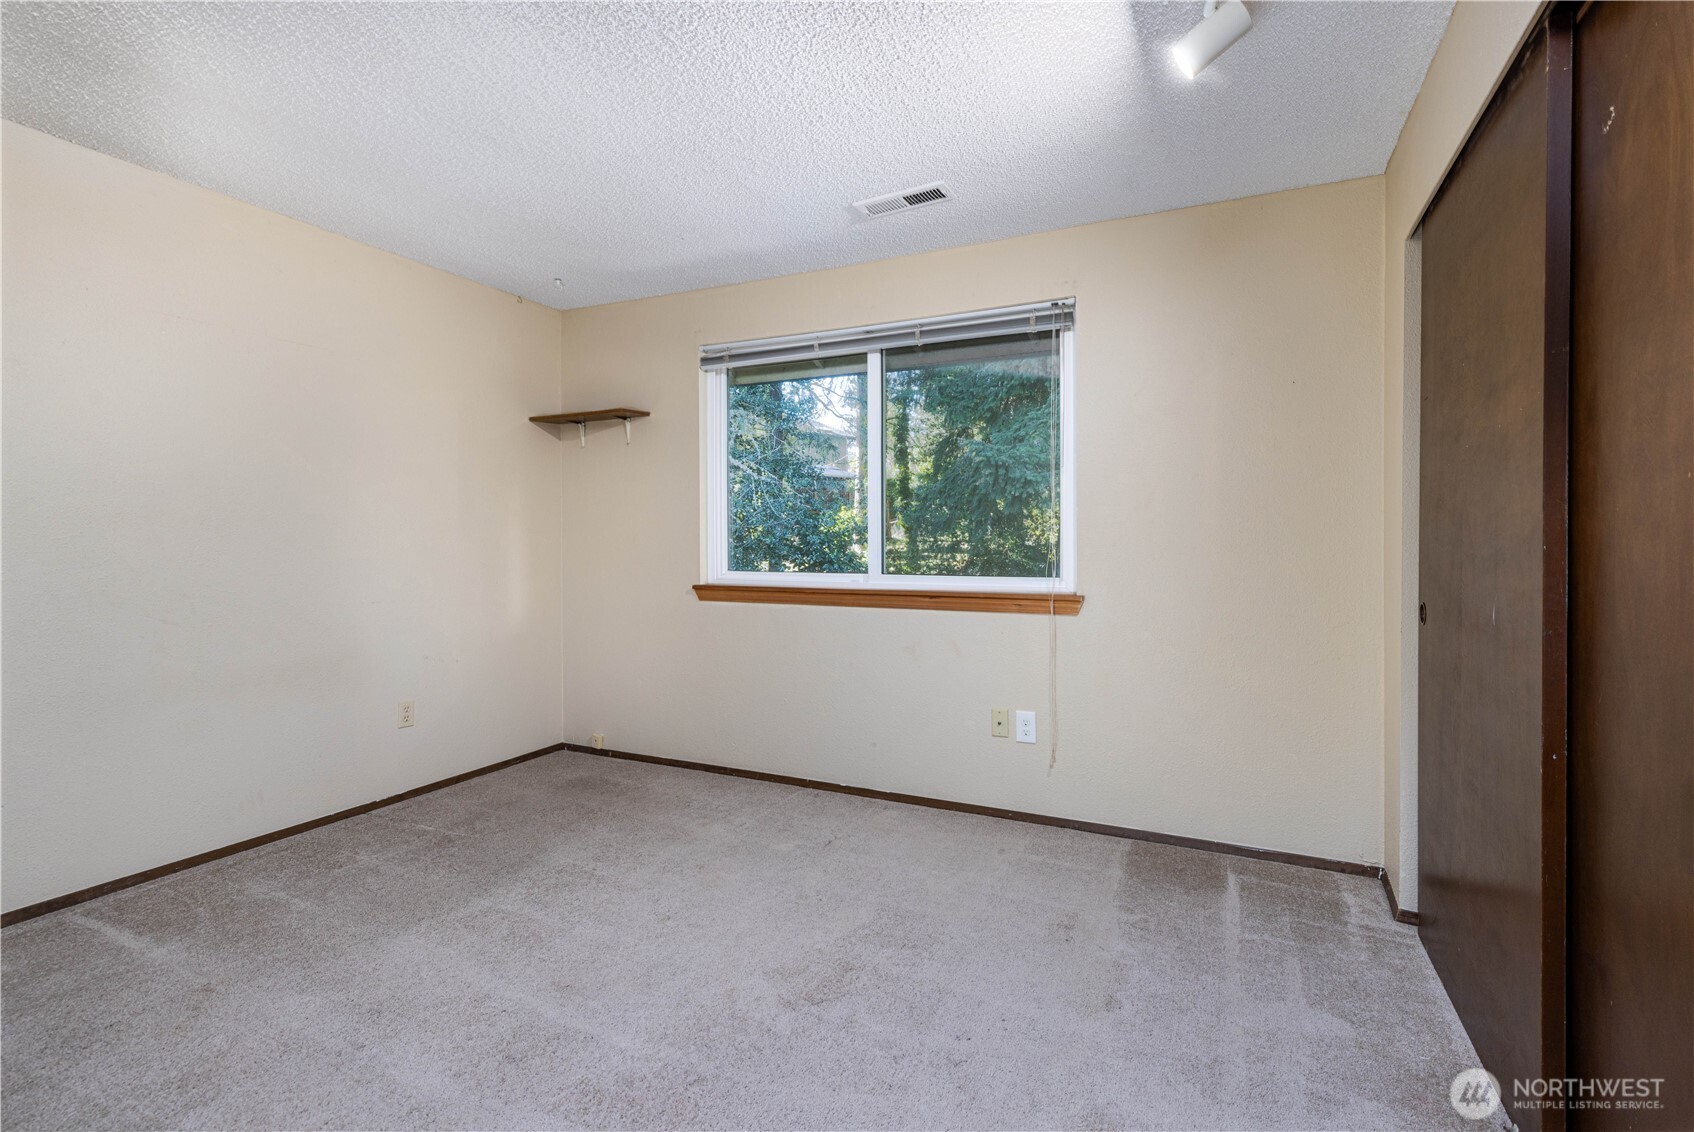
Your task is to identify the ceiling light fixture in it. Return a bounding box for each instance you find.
[1171,0,1252,80]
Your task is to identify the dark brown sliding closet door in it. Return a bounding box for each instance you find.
[1569,3,1694,1128]
[1419,18,1570,1129]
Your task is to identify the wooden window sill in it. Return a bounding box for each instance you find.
[692,584,1083,615]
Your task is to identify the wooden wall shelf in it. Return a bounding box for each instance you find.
[529,408,650,426]
[531,408,649,445]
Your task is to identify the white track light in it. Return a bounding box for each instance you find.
[1171,0,1252,79]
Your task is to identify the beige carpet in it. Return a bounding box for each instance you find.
[2,750,1499,1130]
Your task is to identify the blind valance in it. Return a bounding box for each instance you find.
[699,299,1074,371]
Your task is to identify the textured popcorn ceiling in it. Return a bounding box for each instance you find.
[1,1,1451,309]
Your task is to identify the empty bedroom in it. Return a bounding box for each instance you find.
[1,1,1689,1129]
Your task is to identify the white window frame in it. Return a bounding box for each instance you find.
[701,328,1077,594]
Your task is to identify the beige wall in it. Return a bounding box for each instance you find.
[1,123,567,912]
[2,0,1542,909]
[1381,1,1542,911]
[559,177,1388,867]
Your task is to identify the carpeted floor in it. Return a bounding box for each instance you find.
[3,750,1499,1131]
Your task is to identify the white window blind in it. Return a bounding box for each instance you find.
[699,299,1075,372]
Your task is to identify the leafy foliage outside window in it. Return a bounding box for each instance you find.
[724,333,1061,579]
[728,370,867,573]
[884,337,1059,578]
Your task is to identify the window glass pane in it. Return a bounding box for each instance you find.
[883,332,1060,578]
[728,355,868,573]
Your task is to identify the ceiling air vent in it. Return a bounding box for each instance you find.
[852,182,954,218]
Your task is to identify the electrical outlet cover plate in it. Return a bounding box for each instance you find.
[398,701,415,729]
[991,708,1010,738]
[1015,710,1036,744]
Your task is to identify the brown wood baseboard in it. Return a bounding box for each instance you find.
[564,742,1393,886]
[0,741,569,929]
[693,584,1084,615]
[1381,870,1421,925]
[4,738,1414,930]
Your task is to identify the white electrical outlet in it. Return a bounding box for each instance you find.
[991,708,1010,738]
[591,732,605,750]
[1015,710,1036,744]
[397,700,415,729]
